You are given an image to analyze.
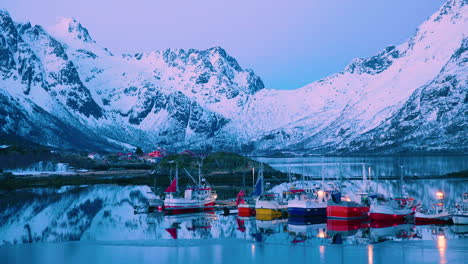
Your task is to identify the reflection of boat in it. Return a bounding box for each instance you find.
[453,193,468,225]
[370,222,415,240]
[164,212,216,239]
[163,164,217,214]
[288,215,326,226]
[256,213,286,221]
[256,217,287,230]
[370,197,414,221]
[327,192,369,219]
[450,224,468,234]
[327,219,369,232]
[287,222,326,234]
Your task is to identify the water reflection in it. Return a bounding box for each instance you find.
[368,245,374,264]
[0,184,467,249]
[437,235,447,264]
[254,156,468,177]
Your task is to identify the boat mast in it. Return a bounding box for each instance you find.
[301,158,305,188]
[321,157,325,190]
[362,163,367,193]
[259,163,264,194]
[252,166,255,191]
[198,160,201,187]
[176,163,179,193]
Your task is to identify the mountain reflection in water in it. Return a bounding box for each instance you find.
[0,182,467,245]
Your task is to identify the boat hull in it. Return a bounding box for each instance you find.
[238,204,256,217]
[288,207,326,217]
[327,201,369,219]
[370,204,414,221]
[415,211,452,225]
[255,200,287,217]
[256,208,285,218]
[164,201,216,215]
[453,215,468,225]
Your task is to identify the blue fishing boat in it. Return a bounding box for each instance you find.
[287,187,330,217]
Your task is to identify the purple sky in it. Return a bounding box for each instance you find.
[3,0,445,90]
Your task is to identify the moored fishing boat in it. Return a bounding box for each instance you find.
[369,196,415,221]
[254,165,288,217]
[327,164,372,219]
[237,189,256,217]
[238,202,256,217]
[237,166,265,217]
[415,192,452,225]
[163,164,217,214]
[288,188,329,217]
[327,192,370,219]
[453,193,468,225]
[256,193,288,217]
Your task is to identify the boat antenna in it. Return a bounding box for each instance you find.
[183,168,197,185]
[198,158,202,186]
[176,163,179,193]
[271,175,283,184]
[252,165,255,192]
[321,156,326,190]
[259,163,264,194]
[362,163,367,193]
[301,158,305,187]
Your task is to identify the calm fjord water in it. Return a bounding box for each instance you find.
[0,156,467,264]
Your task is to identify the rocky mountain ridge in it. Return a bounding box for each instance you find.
[0,0,466,154]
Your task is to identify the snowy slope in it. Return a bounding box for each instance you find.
[236,0,468,153]
[0,0,466,153]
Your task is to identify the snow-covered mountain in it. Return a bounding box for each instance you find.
[0,0,466,153]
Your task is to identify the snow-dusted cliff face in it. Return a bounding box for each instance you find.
[0,0,466,153]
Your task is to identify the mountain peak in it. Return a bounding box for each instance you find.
[49,17,95,43]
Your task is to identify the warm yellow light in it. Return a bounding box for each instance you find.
[368,245,374,264]
[317,190,324,196]
[436,191,444,200]
[317,229,326,238]
[437,235,447,264]
[342,197,351,202]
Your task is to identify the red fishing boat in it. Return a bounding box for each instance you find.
[326,192,370,219]
[237,190,256,217]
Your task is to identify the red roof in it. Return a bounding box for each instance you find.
[148,150,165,157]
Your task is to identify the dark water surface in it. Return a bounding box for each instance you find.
[255,155,468,177]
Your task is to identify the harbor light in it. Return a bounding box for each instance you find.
[317,229,326,238]
[436,191,444,200]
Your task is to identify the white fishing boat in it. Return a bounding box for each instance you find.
[370,196,415,221]
[453,193,468,225]
[415,191,452,224]
[164,163,217,214]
